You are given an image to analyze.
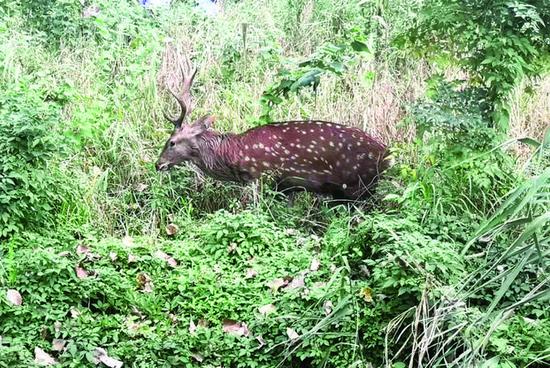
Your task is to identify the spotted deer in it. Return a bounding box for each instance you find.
[155,57,389,200]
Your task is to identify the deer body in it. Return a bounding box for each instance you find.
[155,55,388,200]
[157,118,388,199]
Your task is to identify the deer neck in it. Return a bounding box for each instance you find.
[193,131,243,182]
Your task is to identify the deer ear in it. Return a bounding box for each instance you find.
[193,115,215,132]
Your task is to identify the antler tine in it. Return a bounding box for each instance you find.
[163,86,187,128]
[179,55,197,116]
[164,53,197,128]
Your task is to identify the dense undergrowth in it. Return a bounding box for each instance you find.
[1,1,549,367]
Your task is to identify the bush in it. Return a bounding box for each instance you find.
[0,80,79,238]
[3,0,87,46]
[389,78,518,216]
[397,0,550,128]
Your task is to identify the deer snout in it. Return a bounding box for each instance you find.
[156,161,170,172]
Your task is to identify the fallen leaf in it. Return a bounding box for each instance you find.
[54,321,62,333]
[286,327,299,340]
[268,278,288,292]
[109,252,118,261]
[127,254,137,263]
[360,287,374,303]
[222,320,249,337]
[122,236,134,247]
[75,266,88,279]
[286,276,305,290]
[136,273,153,293]
[258,304,276,316]
[165,223,179,236]
[52,339,66,352]
[168,313,177,323]
[76,244,90,255]
[310,258,320,271]
[34,347,57,366]
[198,319,208,327]
[190,352,204,362]
[154,250,177,267]
[227,242,237,253]
[6,289,22,306]
[69,308,81,319]
[189,319,197,334]
[93,347,123,368]
[323,300,333,315]
[245,268,258,279]
[58,251,70,257]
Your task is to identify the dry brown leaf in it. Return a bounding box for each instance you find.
[222,319,249,337]
[6,289,22,306]
[360,287,374,303]
[268,278,288,292]
[109,252,118,262]
[189,319,197,334]
[136,273,153,293]
[245,269,258,279]
[323,300,333,316]
[127,254,137,263]
[286,327,299,340]
[51,339,66,352]
[190,352,204,362]
[165,223,179,236]
[258,304,276,316]
[310,258,320,271]
[166,257,177,267]
[69,308,81,319]
[154,250,177,267]
[34,347,57,366]
[76,244,90,255]
[198,319,208,327]
[58,251,70,257]
[286,276,305,290]
[75,266,88,279]
[93,347,123,368]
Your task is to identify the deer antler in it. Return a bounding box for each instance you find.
[164,55,197,128]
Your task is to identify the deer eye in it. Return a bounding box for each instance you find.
[169,141,176,147]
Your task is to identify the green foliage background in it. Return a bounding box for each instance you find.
[0,0,548,367]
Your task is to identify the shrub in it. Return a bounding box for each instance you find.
[0,80,79,238]
[397,0,550,129]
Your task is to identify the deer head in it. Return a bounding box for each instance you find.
[156,56,215,171]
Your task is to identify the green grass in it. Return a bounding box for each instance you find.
[0,0,549,367]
